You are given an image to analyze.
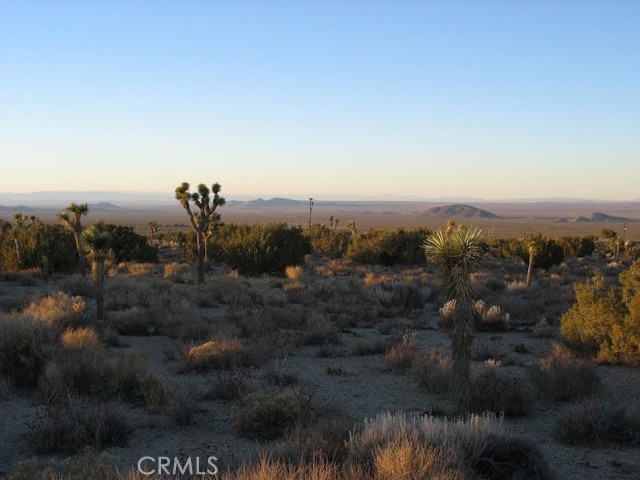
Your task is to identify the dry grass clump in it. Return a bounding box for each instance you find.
[285,265,305,282]
[373,281,426,312]
[363,271,397,286]
[163,261,191,281]
[23,291,85,326]
[529,344,601,401]
[384,332,419,371]
[109,350,152,400]
[105,279,158,311]
[347,412,552,480]
[0,313,57,387]
[230,390,307,440]
[468,366,533,417]
[110,305,168,336]
[350,338,389,356]
[439,300,510,331]
[61,326,101,351]
[302,314,340,346]
[554,398,640,446]
[410,350,453,394]
[186,336,247,370]
[531,318,557,338]
[27,396,131,454]
[126,262,159,277]
[0,291,36,312]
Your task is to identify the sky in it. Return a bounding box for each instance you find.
[1,1,639,200]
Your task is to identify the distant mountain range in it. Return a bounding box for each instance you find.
[419,204,500,219]
[227,197,309,208]
[573,212,633,223]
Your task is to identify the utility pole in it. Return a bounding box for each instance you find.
[308,197,314,228]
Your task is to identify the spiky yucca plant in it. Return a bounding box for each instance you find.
[148,221,160,244]
[425,226,483,413]
[59,203,89,275]
[82,221,113,320]
[175,182,225,284]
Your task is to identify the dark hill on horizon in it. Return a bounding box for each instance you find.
[419,204,500,219]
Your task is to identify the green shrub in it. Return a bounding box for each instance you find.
[345,228,430,265]
[305,223,351,258]
[211,223,311,276]
[556,236,596,258]
[469,367,533,417]
[104,224,158,263]
[231,391,306,440]
[561,265,640,365]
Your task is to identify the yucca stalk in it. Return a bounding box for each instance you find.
[59,203,89,275]
[425,226,483,413]
[82,221,113,320]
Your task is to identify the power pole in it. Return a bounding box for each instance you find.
[308,197,314,228]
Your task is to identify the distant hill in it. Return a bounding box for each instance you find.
[573,212,632,223]
[88,202,122,212]
[227,197,309,208]
[419,204,500,219]
[0,205,35,212]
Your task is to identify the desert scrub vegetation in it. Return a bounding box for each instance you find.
[345,227,431,265]
[230,390,309,440]
[561,262,640,365]
[529,344,601,401]
[439,299,510,331]
[554,398,640,446]
[468,366,533,417]
[186,336,249,370]
[23,291,85,326]
[27,396,131,454]
[60,326,102,351]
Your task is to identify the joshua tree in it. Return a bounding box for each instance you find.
[59,203,89,275]
[175,182,225,284]
[82,221,113,321]
[203,212,222,264]
[13,213,35,269]
[148,221,160,244]
[425,226,483,413]
[526,244,536,287]
[308,197,314,228]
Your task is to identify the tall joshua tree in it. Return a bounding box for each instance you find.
[425,226,483,413]
[59,203,89,275]
[13,213,35,269]
[148,221,160,244]
[82,221,113,321]
[175,182,225,284]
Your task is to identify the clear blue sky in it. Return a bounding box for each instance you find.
[1,1,638,200]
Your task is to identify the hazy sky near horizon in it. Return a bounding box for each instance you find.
[1,1,639,200]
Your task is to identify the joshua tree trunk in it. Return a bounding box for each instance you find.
[73,231,87,276]
[452,299,474,413]
[196,231,205,284]
[14,237,23,269]
[92,259,105,320]
[526,246,536,287]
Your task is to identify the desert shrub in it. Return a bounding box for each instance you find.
[302,315,340,346]
[104,279,158,311]
[471,338,503,361]
[163,261,191,281]
[186,336,247,370]
[284,265,304,282]
[108,351,153,402]
[556,236,597,258]
[210,223,311,276]
[350,338,388,356]
[8,451,117,480]
[23,291,85,326]
[104,224,158,263]
[58,275,95,298]
[305,223,351,258]
[374,281,425,311]
[345,228,430,265]
[468,367,533,417]
[560,268,640,365]
[230,390,306,440]
[410,350,452,394]
[39,349,110,401]
[0,291,35,312]
[529,344,600,401]
[384,332,419,371]
[27,396,131,453]
[61,326,101,351]
[440,299,510,331]
[554,399,640,446]
[110,305,168,335]
[347,412,552,480]
[137,372,173,409]
[532,318,556,338]
[0,313,57,387]
[126,262,158,277]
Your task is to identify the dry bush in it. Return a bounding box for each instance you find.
[285,265,304,282]
[317,258,355,277]
[529,344,601,401]
[531,318,557,338]
[163,261,191,280]
[0,313,57,387]
[385,332,419,371]
[411,350,453,394]
[61,327,101,351]
[105,279,158,311]
[473,300,510,332]
[58,275,95,298]
[0,291,36,312]
[110,305,167,335]
[27,396,131,454]
[223,456,346,480]
[282,281,305,294]
[230,390,307,440]
[302,314,340,346]
[350,338,389,356]
[204,373,248,400]
[39,349,110,402]
[109,351,152,400]
[373,441,464,480]
[186,336,247,370]
[471,338,503,361]
[347,412,552,480]
[363,271,397,286]
[373,282,426,312]
[438,299,457,329]
[136,372,173,409]
[468,366,533,417]
[23,291,85,326]
[126,262,159,277]
[554,399,640,446]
